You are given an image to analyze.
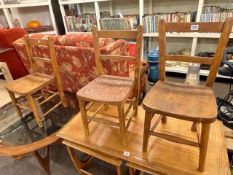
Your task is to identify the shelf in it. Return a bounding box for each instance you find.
[66,31,91,34]
[166,66,230,79]
[143,32,233,38]
[28,30,56,35]
[0,2,49,8]
[59,0,110,5]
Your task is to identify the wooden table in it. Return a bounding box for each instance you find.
[58,105,230,175]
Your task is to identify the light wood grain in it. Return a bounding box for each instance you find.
[166,55,213,65]
[76,26,142,145]
[4,35,68,128]
[142,18,233,172]
[57,106,230,175]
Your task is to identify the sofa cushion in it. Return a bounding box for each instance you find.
[0,28,27,48]
[56,33,114,48]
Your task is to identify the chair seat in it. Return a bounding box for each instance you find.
[76,75,134,104]
[142,81,217,123]
[5,73,54,95]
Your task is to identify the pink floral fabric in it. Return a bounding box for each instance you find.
[13,34,131,92]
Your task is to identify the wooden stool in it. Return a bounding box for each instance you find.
[76,26,143,146]
[5,35,68,128]
[142,18,233,172]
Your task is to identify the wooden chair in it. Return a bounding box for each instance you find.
[142,18,233,172]
[5,35,68,128]
[76,25,143,146]
[0,62,13,82]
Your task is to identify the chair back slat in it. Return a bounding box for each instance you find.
[158,18,233,86]
[28,38,50,46]
[32,56,51,63]
[92,25,143,76]
[100,55,136,62]
[166,55,213,65]
[165,22,224,33]
[24,35,61,83]
[97,30,137,39]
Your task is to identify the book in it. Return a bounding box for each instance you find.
[143,12,196,33]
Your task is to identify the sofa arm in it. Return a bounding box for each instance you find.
[0,28,27,48]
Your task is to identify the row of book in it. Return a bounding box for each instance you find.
[200,6,233,22]
[99,15,139,30]
[100,18,131,30]
[65,12,139,32]
[65,15,97,32]
[143,12,196,33]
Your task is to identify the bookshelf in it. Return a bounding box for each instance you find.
[0,0,57,34]
[58,0,233,79]
[59,0,112,33]
[141,0,233,79]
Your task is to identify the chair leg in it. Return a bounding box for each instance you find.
[142,111,153,152]
[7,91,23,118]
[198,123,211,172]
[118,104,126,146]
[57,87,68,108]
[133,98,138,117]
[27,94,43,128]
[78,98,89,136]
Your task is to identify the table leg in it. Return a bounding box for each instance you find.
[161,115,167,124]
[116,165,122,175]
[191,122,197,132]
[129,167,135,175]
[66,146,93,171]
[33,146,50,175]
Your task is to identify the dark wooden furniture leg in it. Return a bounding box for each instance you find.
[33,146,50,175]
[66,146,93,172]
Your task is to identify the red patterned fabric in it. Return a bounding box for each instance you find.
[0,49,28,79]
[0,28,28,79]
[0,28,27,48]
[13,34,130,92]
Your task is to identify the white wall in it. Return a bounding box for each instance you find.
[0,10,8,28]
[11,6,51,28]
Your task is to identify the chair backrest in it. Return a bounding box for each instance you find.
[24,34,62,87]
[92,25,143,88]
[158,18,233,87]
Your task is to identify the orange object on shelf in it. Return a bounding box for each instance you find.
[27,20,41,29]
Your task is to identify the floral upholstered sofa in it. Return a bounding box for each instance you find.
[13,33,147,97]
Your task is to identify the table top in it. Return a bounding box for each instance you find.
[58,105,230,175]
[0,99,74,156]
